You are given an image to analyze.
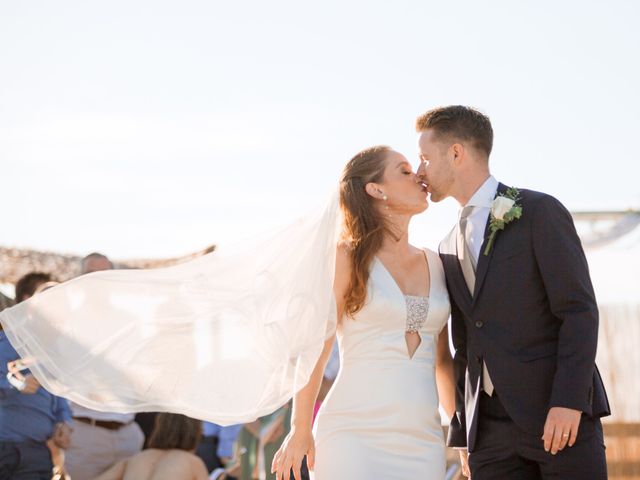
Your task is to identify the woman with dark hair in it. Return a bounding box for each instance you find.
[94,413,209,480]
[272,146,455,479]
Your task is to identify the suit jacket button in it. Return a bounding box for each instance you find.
[475,321,484,328]
[475,355,482,363]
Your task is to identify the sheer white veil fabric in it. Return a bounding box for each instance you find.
[0,190,341,425]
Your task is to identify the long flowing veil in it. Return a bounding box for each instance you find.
[0,189,341,425]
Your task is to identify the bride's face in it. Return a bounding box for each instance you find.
[372,150,428,215]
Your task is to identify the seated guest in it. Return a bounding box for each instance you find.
[13,271,54,302]
[197,422,243,473]
[135,411,160,448]
[94,413,209,480]
[65,253,145,480]
[0,272,72,480]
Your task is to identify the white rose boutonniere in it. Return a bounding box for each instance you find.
[491,196,515,220]
[483,187,523,256]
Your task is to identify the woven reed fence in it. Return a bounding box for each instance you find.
[605,423,640,479]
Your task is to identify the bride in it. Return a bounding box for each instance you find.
[0,145,455,479]
[272,146,455,479]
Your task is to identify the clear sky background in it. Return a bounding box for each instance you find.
[1,0,638,259]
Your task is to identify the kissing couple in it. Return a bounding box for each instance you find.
[270,105,610,479]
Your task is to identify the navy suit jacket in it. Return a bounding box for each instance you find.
[439,183,610,452]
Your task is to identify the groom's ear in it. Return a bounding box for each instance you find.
[451,143,464,166]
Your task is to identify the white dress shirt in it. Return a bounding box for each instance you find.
[460,175,499,263]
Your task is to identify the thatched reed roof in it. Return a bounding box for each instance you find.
[0,245,216,287]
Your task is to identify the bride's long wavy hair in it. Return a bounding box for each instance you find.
[339,145,392,318]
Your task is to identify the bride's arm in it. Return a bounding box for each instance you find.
[436,326,455,420]
[271,244,350,480]
[271,336,335,479]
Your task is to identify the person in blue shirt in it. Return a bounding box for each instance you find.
[0,273,73,479]
[197,422,243,472]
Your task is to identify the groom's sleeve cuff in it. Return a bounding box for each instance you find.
[446,412,467,448]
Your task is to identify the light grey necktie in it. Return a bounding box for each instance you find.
[457,205,495,396]
[457,206,476,294]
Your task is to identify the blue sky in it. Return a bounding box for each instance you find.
[1,0,638,258]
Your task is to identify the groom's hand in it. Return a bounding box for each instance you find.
[542,406,582,455]
[458,449,471,478]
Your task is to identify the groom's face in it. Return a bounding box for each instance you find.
[417,130,455,202]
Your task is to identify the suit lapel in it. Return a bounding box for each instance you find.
[472,182,508,305]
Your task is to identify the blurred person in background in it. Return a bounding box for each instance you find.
[94,413,209,480]
[134,412,159,448]
[238,403,308,480]
[0,272,72,480]
[14,271,54,303]
[197,422,243,473]
[65,252,145,480]
[35,281,73,480]
[0,292,13,314]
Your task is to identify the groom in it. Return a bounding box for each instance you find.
[416,106,610,479]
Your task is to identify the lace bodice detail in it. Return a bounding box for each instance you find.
[404,295,429,333]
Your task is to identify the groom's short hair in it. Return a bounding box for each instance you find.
[415,106,493,158]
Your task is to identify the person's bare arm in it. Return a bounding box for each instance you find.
[271,243,351,480]
[435,326,455,420]
[94,459,127,480]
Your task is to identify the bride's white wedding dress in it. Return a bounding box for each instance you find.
[313,248,450,479]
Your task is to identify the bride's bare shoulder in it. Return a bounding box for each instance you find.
[338,239,354,251]
[336,241,354,266]
[334,241,353,288]
[336,241,353,265]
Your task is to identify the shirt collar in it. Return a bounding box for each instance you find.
[465,175,498,209]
